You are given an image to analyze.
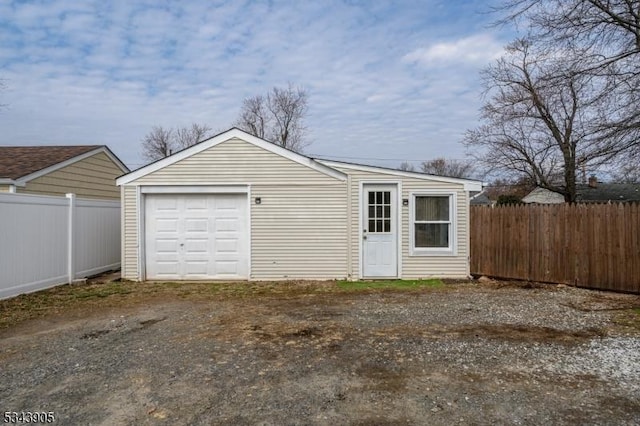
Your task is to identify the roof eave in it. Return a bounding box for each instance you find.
[15,146,129,184]
[117,128,347,185]
[316,159,483,191]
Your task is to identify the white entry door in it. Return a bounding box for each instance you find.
[362,184,398,277]
[145,193,248,280]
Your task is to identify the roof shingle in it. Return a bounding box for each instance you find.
[0,145,102,180]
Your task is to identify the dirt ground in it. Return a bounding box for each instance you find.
[1,280,639,425]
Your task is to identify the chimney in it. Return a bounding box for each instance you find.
[588,175,598,188]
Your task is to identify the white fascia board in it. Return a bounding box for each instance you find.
[17,146,129,184]
[117,128,347,185]
[140,185,249,194]
[317,159,483,191]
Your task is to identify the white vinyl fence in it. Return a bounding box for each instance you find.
[0,192,120,299]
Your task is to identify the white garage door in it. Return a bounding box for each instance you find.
[145,193,248,280]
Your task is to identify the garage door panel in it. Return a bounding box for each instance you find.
[155,197,178,211]
[185,218,208,232]
[156,218,179,232]
[145,193,248,280]
[184,260,208,275]
[215,260,240,275]
[184,238,208,253]
[215,238,238,254]
[155,260,180,276]
[184,196,207,210]
[156,238,179,253]
[215,217,239,232]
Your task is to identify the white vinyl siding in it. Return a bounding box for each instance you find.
[122,185,139,280]
[332,166,469,279]
[121,138,347,281]
[251,185,347,279]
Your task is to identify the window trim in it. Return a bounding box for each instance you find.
[410,191,457,256]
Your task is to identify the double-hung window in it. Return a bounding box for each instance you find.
[411,193,455,255]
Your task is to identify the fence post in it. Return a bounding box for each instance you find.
[66,193,76,284]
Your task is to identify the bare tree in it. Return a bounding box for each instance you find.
[495,0,640,149]
[142,126,173,162]
[142,123,213,162]
[398,161,416,172]
[464,39,639,202]
[174,123,213,150]
[236,95,269,139]
[610,159,640,183]
[235,84,310,152]
[420,158,475,178]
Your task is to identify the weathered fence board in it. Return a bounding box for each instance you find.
[470,203,640,293]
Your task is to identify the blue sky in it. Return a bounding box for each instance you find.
[0,0,510,170]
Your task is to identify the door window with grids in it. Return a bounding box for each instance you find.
[411,194,455,254]
[367,191,391,233]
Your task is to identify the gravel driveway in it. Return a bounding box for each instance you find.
[1,281,639,425]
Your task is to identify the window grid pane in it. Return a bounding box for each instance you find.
[367,190,392,233]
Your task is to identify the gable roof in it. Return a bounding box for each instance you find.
[316,159,483,191]
[117,127,483,190]
[0,145,129,185]
[117,128,347,185]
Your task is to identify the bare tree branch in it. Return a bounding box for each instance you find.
[142,126,173,162]
[174,123,213,150]
[398,162,416,172]
[420,158,476,178]
[235,84,310,153]
[141,123,213,163]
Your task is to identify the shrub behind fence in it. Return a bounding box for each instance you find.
[470,202,640,293]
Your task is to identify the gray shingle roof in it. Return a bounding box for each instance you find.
[576,183,640,202]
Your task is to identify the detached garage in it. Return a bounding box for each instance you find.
[117,128,482,281]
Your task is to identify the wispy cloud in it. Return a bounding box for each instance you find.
[0,0,510,169]
[403,34,505,68]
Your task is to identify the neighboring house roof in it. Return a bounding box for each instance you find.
[0,145,129,185]
[469,191,492,205]
[576,183,640,202]
[117,127,483,191]
[523,184,640,204]
[522,187,565,204]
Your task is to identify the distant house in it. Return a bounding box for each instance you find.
[0,145,129,200]
[470,191,492,206]
[522,177,640,204]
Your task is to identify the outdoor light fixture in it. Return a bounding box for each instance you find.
[255,197,262,204]
[402,199,409,206]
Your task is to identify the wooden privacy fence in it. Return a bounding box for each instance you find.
[0,192,121,299]
[470,203,640,293]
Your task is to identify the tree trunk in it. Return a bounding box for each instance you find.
[564,155,577,202]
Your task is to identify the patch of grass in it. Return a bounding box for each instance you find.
[71,283,134,299]
[337,279,444,291]
[0,278,450,330]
